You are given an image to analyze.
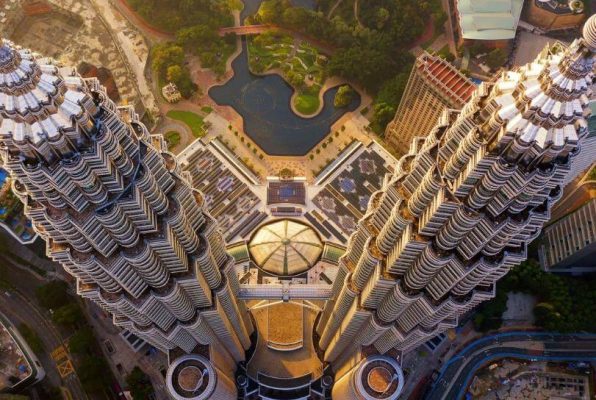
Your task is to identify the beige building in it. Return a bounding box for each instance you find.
[162,82,182,103]
[538,199,596,275]
[385,52,475,155]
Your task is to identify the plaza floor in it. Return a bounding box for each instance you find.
[247,301,323,380]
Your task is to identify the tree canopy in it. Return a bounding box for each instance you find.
[474,259,596,333]
[334,85,355,108]
[126,367,155,400]
[130,0,236,80]
[127,0,233,32]
[69,327,95,355]
[51,303,84,328]
[152,43,197,98]
[35,281,70,309]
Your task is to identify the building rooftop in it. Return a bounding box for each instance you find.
[356,356,405,400]
[418,52,476,107]
[248,219,323,276]
[166,354,216,400]
[313,147,391,235]
[457,0,524,40]
[178,143,261,238]
[0,318,32,392]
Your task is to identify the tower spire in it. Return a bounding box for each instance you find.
[0,39,253,399]
[317,15,594,376]
[582,14,596,51]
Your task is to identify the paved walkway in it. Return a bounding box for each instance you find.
[247,302,323,380]
[154,119,194,155]
[90,0,158,113]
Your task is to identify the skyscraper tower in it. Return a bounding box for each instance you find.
[0,39,253,375]
[317,16,595,374]
[385,51,475,155]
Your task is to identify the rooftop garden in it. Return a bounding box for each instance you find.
[248,31,328,115]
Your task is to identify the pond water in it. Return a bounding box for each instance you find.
[210,0,360,156]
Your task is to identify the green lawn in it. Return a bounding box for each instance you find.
[294,93,320,115]
[164,131,181,150]
[166,110,205,138]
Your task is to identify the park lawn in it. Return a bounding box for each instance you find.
[294,92,320,115]
[164,131,181,150]
[166,110,205,138]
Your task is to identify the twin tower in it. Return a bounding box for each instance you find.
[0,15,594,400]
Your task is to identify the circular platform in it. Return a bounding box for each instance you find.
[355,355,405,400]
[248,219,323,276]
[166,355,216,400]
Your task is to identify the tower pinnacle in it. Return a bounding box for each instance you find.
[0,40,19,73]
[583,14,596,51]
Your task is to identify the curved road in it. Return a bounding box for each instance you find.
[0,255,87,400]
[426,332,596,400]
[0,289,87,400]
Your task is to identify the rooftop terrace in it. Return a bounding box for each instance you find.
[0,319,32,392]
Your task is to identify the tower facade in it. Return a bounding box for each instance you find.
[318,18,595,371]
[562,97,595,186]
[0,40,253,367]
[385,52,475,155]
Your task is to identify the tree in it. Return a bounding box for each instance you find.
[375,7,390,29]
[486,48,507,70]
[126,367,154,400]
[334,85,354,108]
[52,303,83,328]
[166,65,182,82]
[151,44,184,76]
[18,323,43,354]
[370,102,396,135]
[257,0,286,24]
[37,385,63,400]
[376,72,409,109]
[36,281,70,309]
[176,25,218,50]
[286,70,305,88]
[69,327,95,355]
[166,65,183,83]
[79,355,109,393]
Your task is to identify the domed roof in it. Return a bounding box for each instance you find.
[248,219,323,276]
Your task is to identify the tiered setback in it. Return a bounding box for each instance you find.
[0,40,253,365]
[317,21,595,372]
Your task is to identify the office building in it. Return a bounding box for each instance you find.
[317,16,595,375]
[538,199,596,274]
[385,52,475,155]
[0,39,253,398]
